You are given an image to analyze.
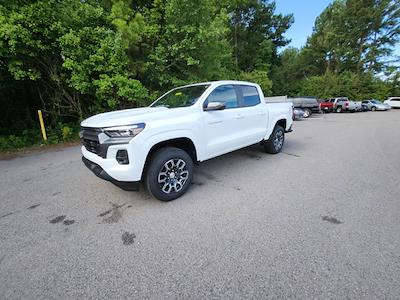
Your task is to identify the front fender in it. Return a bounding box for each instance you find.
[129,129,203,179]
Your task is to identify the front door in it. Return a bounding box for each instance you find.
[202,85,245,158]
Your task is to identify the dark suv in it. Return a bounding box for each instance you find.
[288,97,320,118]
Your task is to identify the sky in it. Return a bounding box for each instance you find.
[274,0,400,57]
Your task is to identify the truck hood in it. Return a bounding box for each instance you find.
[81,107,171,128]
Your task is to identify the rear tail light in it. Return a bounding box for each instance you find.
[345,102,349,107]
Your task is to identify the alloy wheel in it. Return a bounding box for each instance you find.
[157,158,189,194]
[274,130,284,151]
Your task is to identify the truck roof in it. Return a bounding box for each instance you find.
[176,80,259,89]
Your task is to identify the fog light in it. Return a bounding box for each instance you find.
[116,150,129,165]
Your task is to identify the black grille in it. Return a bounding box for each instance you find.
[81,126,130,159]
[81,127,103,157]
[83,139,100,154]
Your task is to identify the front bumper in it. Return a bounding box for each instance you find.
[82,156,140,191]
[376,107,389,111]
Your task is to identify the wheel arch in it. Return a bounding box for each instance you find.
[275,119,287,130]
[142,137,198,180]
[264,118,288,141]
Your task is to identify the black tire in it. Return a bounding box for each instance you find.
[336,106,342,113]
[264,125,285,154]
[145,147,193,201]
[303,108,312,118]
[371,106,376,111]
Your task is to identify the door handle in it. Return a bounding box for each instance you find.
[258,113,267,116]
[235,114,244,119]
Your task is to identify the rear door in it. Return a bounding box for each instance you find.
[236,85,269,144]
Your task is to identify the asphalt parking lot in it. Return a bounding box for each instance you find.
[1,110,400,299]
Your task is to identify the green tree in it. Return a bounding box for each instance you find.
[239,69,273,95]
[60,27,148,112]
[270,47,302,95]
[140,0,233,91]
[226,0,293,74]
[302,0,400,75]
[0,0,148,123]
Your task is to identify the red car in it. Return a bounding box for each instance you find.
[319,99,334,113]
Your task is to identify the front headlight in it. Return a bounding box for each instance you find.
[103,123,145,138]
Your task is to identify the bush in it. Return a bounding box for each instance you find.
[61,125,73,141]
[0,128,41,151]
[0,123,80,151]
[299,71,392,100]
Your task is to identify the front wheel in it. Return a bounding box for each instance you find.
[336,106,342,113]
[371,106,376,111]
[264,125,285,154]
[145,147,194,201]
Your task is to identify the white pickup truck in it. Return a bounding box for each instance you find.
[81,81,293,201]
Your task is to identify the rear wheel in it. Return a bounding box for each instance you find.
[264,125,285,154]
[303,108,312,118]
[371,106,376,111]
[145,147,193,201]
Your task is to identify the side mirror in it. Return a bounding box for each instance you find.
[204,101,226,111]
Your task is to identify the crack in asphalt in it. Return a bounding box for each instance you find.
[282,152,301,157]
[321,215,343,224]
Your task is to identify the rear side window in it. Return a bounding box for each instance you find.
[305,98,318,105]
[392,98,400,101]
[206,85,238,109]
[241,85,261,107]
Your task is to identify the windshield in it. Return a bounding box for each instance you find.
[371,100,381,104]
[151,85,210,108]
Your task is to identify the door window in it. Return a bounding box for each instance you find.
[240,85,261,107]
[205,85,238,109]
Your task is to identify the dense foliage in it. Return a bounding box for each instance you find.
[0,0,399,150]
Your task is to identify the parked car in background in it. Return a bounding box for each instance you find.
[361,102,369,111]
[384,97,400,108]
[319,99,334,113]
[354,101,363,112]
[331,97,361,113]
[293,108,305,120]
[362,100,390,111]
[331,98,347,112]
[288,96,320,118]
